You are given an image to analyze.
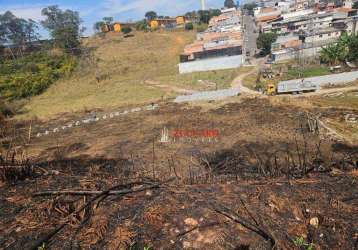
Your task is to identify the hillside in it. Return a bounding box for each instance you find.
[17,31,246,119]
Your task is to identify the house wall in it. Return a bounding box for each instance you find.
[305,31,342,43]
[282,9,315,19]
[176,16,185,25]
[113,24,121,32]
[178,55,244,74]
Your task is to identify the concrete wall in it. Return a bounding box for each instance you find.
[178,55,244,74]
[279,70,358,87]
[273,45,329,62]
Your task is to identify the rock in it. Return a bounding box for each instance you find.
[310,217,319,228]
[183,241,191,248]
[131,108,141,112]
[184,218,198,226]
[49,170,60,175]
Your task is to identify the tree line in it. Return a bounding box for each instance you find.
[0,6,81,103]
[94,0,239,33]
[0,5,84,57]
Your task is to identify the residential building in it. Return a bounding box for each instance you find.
[271,34,302,51]
[179,8,244,73]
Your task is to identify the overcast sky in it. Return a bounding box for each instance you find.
[0,0,240,37]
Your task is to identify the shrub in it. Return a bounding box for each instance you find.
[121,26,132,34]
[0,52,77,99]
[185,22,194,30]
[196,23,208,32]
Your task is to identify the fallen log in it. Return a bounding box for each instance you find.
[210,206,275,248]
[33,184,158,196]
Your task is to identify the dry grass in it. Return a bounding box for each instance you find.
[17,31,246,119]
[310,91,358,110]
[242,72,258,90]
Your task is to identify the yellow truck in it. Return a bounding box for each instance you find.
[265,80,319,95]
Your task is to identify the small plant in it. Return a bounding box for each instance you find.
[143,247,151,250]
[185,22,194,30]
[38,243,46,250]
[293,236,314,250]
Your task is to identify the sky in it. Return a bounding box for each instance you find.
[0,0,238,38]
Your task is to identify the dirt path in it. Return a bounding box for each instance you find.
[231,59,265,96]
[145,80,195,94]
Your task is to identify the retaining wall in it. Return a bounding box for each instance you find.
[178,55,244,74]
[279,70,358,87]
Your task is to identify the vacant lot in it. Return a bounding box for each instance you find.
[1,97,358,249]
[17,31,248,119]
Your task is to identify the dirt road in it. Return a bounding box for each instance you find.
[231,58,266,96]
[231,66,259,95]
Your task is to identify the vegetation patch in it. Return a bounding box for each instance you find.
[0,52,76,99]
[283,66,330,80]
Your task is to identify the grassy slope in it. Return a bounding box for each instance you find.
[18,31,245,119]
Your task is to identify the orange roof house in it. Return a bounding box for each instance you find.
[113,23,121,32]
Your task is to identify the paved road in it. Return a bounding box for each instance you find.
[242,14,258,60]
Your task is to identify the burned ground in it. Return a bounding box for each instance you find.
[0,98,357,249]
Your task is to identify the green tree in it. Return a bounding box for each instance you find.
[145,11,157,21]
[121,26,132,35]
[320,43,345,65]
[135,19,148,31]
[185,11,198,20]
[353,1,358,9]
[41,5,83,51]
[224,0,236,8]
[209,9,222,17]
[24,19,39,45]
[347,35,358,62]
[0,11,39,57]
[0,11,37,45]
[102,17,113,25]
[320,33,353,65]
[257,32,278,55]
[185,22,194,30]
[93,21,105,33]
[243,3,258,16]
[198,10,210,24]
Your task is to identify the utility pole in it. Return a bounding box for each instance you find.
[201,0,206,10]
